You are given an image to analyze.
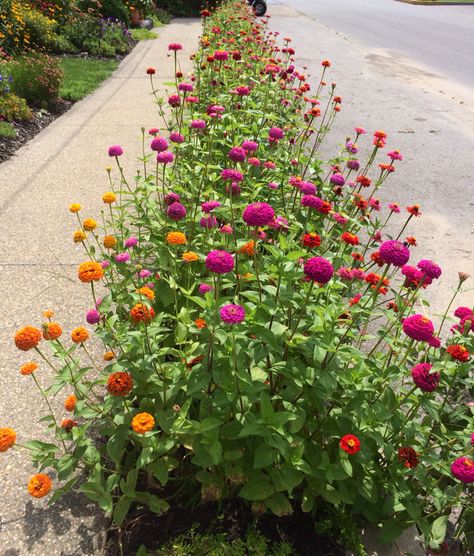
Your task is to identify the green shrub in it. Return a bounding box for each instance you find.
[22,6,57,49]
[9,53,63,105]
[0,92,33,121]
[0,120,17,137]
[78,0,130,23]
[53,34,80,54]
[61,15,101,51]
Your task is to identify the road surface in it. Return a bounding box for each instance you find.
[266,0,474,316]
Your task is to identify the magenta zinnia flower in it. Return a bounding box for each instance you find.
[115,252,130,263]
[167,202,186,221]
[86,308,100,325]
[168,43,182,51]
[220,304,245,324]
[157,151,174,164]
[304,257,334,284]
[205,250,234,274]
[200,215,218,229]
[201,200,221,213]
[221,168,244,182]
[417,259,442,280]
[228,146,246,162]
[170,131,185,143]
[151,137,168,152]
[164,192,180,205]
[243,202,275,226]
[300,182,317,195]
[268,126,284,140]
[242,140,258,152]
[190,119,206,129]
[411,362,440,392]
[124,236,138,248]
[379,240,410,267]
[329,173,345,186]
[199,283,213,294]
[451,457,474,483]
[403,314,434,342]
[108,145,123,157]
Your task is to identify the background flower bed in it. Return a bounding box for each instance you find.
[2,0,473,554]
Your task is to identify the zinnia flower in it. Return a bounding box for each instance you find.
[103,235,117,249]
[107,372,133,397]
[220,304,245,324]
[102,191,116,204]
[451,457,474,483]
[151,137,168,152]
[167,202,187,221]
[411,362,440,392]
[166,231,187,245]
[417,259,442,280]
[341,232,359,246]
[64,394,77,412]
[27,474,52,498]
[108,145,123,157]
[379,240,410,267]
[20,362,38,375]
[14,326,42,351]
[86,309,100,325]
[339,434,361,455]
[130,303,155,324]
[205,250,234,274]
[303,257,334,284]
[398,447,419,469]
[403,314,434,342]
[82,218,96,231]
[157,151,174,164]
[71,327,89,344]
[69,203,81,213]
[242,202,275,226]
[446,344,470,362]
[228,146,246,162]
[0,428,16,452]
[78,261,104,283]
[73,230,86,243]
[131,412,155,434]
[199,283,213,294]
[43,322,62,341]
[302,233,321,248]
[182,251,199,263]
[61,419,78,432]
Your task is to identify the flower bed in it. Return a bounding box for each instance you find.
[2,0,473,553]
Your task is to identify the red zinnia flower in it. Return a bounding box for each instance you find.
[355,175,372,187]
[341,232,359,245]
[446,344,470,362]
[302,233,321,248]
[339,434,361,455]
[398,447,419,469]
[406,204,421,217]
[146,67,155,75]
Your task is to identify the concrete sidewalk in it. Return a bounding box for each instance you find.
[0,19,201,556]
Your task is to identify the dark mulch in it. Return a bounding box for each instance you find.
[0,98,72,165]
[105,497,345,556]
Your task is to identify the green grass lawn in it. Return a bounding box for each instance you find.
[130,28,159,41]
[59,57,119,102]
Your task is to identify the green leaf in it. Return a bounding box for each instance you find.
[240,474,274,501]
[136,546,149,556]
[430,516,448,548]
[122,469,138,496]
[322,484,341,505]
[106,427,128,464]
[148,495,169,515]
[113,495,131,527]
[266,492,293,517]
[80,481,105,502]
[148,459,168,485]
[253,443,275,469]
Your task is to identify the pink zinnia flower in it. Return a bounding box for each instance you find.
[451,457,474,483]
[235,85,250,96]
[115,252,130,263]
[388,203,401,213]
[157,151,174,164]
[108,145,123,157]
[170,131,185,143]
[304,257,334,284]
[190,119,206,129]
[219,224,233,234]
[330,173,345,186]
[387,150,403,161]
[300,181,317,195]
[139,269,152,278]
[205,250,234,274]
[403,314,435,342]
[411,362,440,392]
[214,50,229,61]
[164,192,180,205]
[417,259,442,280]
[178,82,193,92]
[221,169,243,182]
[220,304,245,324]
[168,43,182,51]
[151,137,169,152]
[454,306,473,320]
[199,283,213,295]
[201,201,221,213]
[347,159,360,171]
[243,202,275,226]
[228,146,246,162]
[379,240,410,267]
[167,202,186,221]
[268,126,284,141]
[226,183,241,196]
[124,237,138,248]
[242,140,258,152]
[200,215,218,229]
[168,94,180,107]
[267,182,279,190]
[86,309,100,325]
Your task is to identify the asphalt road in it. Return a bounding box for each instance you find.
[266,0,474,316]
[267,0,474,90]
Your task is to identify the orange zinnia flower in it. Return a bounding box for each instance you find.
[103,351,115,361]
[102,191,116,204]
[43,322,62,341]
[20,362,38,375]
[82,218,97,231]
[43,310,54,319]
[406,204,421,217]
[182,251,199,263]
[103,235,117,249]
[195,318,207,329]
[107,372,133,397]
[27,474,52,498]
[131,412,155,434]
[166,231,187,245]
[137,286,155,300]
[238,240,255,256]
[78,261,104,283]
[0,428,16,452]
[73,230,87,243]
[61,418,78,432]
[71,327,89,344]
[130,303,155,324]
[14,326,42,351]
[69,203,81,213]
[64,394,77,412]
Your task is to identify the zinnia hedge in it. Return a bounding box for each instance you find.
[4,1,473,552]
